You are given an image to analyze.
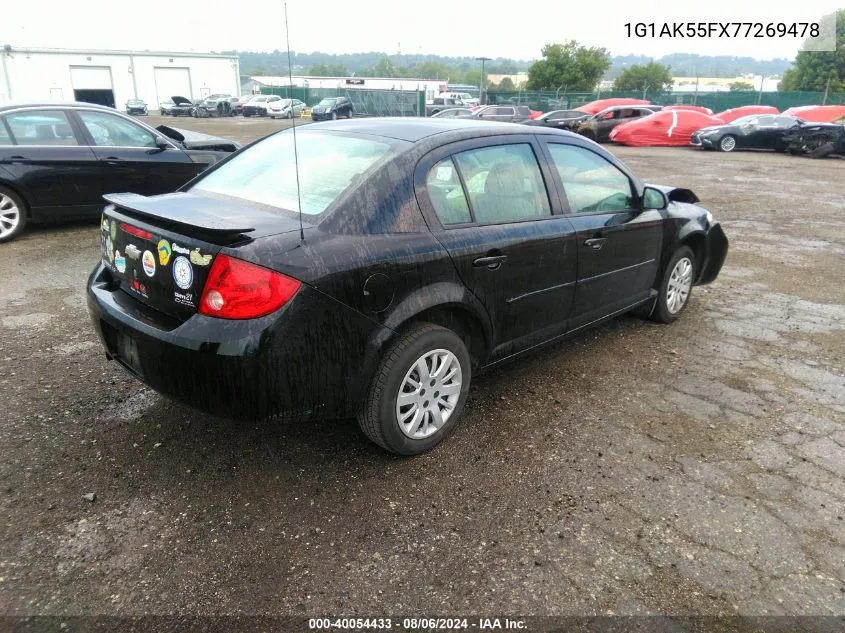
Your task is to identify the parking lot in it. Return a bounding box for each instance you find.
[1,115,844,617]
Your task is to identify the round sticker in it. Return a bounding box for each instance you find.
[106,237,114,262]
[172,256,193,290]
[142,250,156,277]
[109,219,117,241]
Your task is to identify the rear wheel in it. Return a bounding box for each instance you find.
[0,186,28,243]
[719,135,737,152]
[651,246,696,324]
[809,141,835,159]
[358,323,471,455]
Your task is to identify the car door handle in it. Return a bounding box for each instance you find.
[473,255,508,269]
[8,155,30,163]
[104,156,123,161]
[584,237,607,250]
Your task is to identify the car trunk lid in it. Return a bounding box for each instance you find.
[100,192,305,321]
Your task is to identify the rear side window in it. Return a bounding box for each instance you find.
[453,144,550,224]
[5,110,79,146]
[547,144,633,214]
[193,130,403,217]
[77,111,157,148]
[427,158,471,225]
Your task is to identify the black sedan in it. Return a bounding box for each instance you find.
[311,96,354,121]
[0,102,241,242]
[523,109,590,131]
[86,118,728,455]
[168,96,196,117]
[691,115,803,152]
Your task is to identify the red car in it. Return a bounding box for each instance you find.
[781,105,845,123]
[713,105,779,124]
[609,110,725,146]
[575,98,652,115]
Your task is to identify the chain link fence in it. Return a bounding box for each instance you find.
[486,91,845,113]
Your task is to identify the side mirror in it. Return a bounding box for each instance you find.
[154,137,171,151]
[642,186,667,210]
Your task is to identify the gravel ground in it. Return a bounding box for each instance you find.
[1,115,844,619]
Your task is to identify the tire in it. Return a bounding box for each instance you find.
[346,109,352,119]
[719,135,737,152]
[357,323,471,455]
[651,246,696,324]
[0,186,28,243]
[809,141,835,159]
[331,111,337,120]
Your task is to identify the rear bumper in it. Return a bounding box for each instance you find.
[87,263,387,420]
[697,222,729,285]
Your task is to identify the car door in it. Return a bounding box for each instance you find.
[542,140,663,330]
[738,115,777,149]
[0,108,103,218]
[72,109,200,197]
[416,136,579,360]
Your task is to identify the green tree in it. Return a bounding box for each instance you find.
[526,41,611,91]
[779,9,845,92]
[497,77,516,91]
[374,57,399,77]
[612,62,674,94]
[729,80,755,91]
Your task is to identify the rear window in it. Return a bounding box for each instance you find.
[191,130,406,217]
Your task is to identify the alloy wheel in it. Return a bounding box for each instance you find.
[395,349,462,439]
[0,193,21,240]
[666,257,693,314]
[720,136,736,152]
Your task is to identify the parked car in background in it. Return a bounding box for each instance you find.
[125,99,148,116]
[471,105,533,123]
[575,105,663,142]
[159,99,175,115]
[268,98,307,119]
[426,97,467,116]
[195,94,237,118]
[440,92,479,106]
[574,98,653,115]
[431,108,474,119]
[233,95,254,116]
[690,115,803,152]
[86,118,727,455]
[0,102,241,242]
[168,96,196,117]
[242,95,284,117]
[783,122,845,158]
[522,109,591,131]
[311,96,354,121]
[609,110,724,147]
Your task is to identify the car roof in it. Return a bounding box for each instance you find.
[306,117,576,143]
[0,101,121,113]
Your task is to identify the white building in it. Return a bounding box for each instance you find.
[244,75,448,101]
[0,45,240,110]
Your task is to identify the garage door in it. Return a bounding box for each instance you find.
[70,66,113,90]
[154,67,192,106]
[70,66,115,108]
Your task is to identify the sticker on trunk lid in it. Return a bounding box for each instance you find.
[142,250,156,277]
[157,240,172,266]
[172,256,193,290]
[115,251,126,274]
[189,248,212,266]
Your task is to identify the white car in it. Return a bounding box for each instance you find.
[439,92,479,107]
[268,98,307,119]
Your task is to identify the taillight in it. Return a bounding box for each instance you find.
[120,222,154,240]
[199,254,301,320]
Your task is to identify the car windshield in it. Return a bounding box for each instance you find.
[208,94,228,99]
[191,130,407,217]
[251,96,268,102]
[127,100,144,105]
[318,98,338,106]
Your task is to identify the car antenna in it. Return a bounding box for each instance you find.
[284,2,305,242]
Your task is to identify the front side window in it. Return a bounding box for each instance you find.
[547,144,633,214]
[4,110,79,146]
[452,143,550,224]
[192,130,402,217]
[0,121,12,146]
[78,111,157,148]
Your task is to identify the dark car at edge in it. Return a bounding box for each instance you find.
[575,105,663,142]
[691,114,803,152]
[311,96,354,121]
[86,118,728,455]
[0,102,241,242]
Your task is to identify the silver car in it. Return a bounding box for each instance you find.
[268,98,307,119]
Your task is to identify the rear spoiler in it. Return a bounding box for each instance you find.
[103,193,255,244]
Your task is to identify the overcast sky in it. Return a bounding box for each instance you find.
[2,0,841,60]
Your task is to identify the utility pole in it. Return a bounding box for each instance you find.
[476,56,491,105]
[642,83,649,100]
[822,76,831,105]
[757,75,765,105]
